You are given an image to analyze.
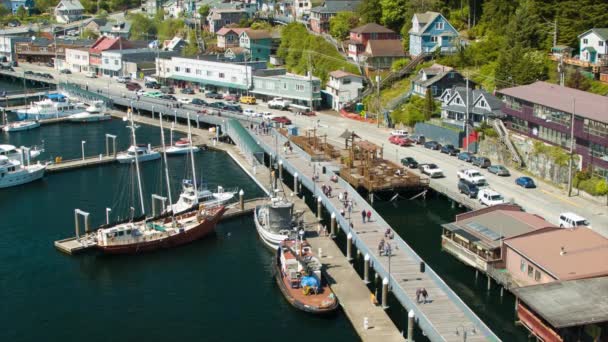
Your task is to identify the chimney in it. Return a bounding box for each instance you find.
[560,247,566,256]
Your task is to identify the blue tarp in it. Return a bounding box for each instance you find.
[46,94,66,102]
[301,276,319,288]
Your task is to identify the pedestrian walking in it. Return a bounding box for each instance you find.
[349,222,354,231]
[416,288,422,303]
[338,192,343,202]
[361,209,366,223]
[348,201,353,217]
[385,242,392,257]
[367,210,372,222]
[340,208,345,217]
[378,238,385,256]
[421,288,428,303]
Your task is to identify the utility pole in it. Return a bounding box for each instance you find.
[567,98,576,197]
[376,69,381,128]
[558,57,565,86]
[465,76,470,152]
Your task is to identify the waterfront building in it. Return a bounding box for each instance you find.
[0,36,29,62]
[498,81,608,178]
[309,0,361,34]
[54,0,84,24]
[88,37,149,76]
[15,38,93,64]
[251,69,321,109]
[512,276,608,342]
[439,86,503,128]
[503,227,608,287]
[82,18,108,36]
[410,63,471,97]
[325,70,364,111]
[441,204,555,280]
[292,0,311,18]
[408,11,459,56]
[347,23,400,62]
[65,47,90,73]
[2,0,34,14]
[101,48,177,78]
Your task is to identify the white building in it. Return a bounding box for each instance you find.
[54,0,84,24]
[0,36,29,62]
[325,70,364,110]
[578,28,608,64]
[292,0,311,18]
[65,48,90,73]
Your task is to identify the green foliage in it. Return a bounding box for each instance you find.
[97,9,109,20]
[379,0,408,31]
[574,170,608,196]
[476,122,498,138]
[566,69,591,91]
[238,18,254,27]
[0,4,10,17]
[424,89,435,120]
[357,0,382,24]
[495,44,549,89]
[128,13,157,40]
[81,28,99,40]
[329,12,359,40]
[80,0,100,14]
[391,96,432,127]
[391,58,410,71]
[251,21,273,31]
[34,0,58,14]
[182,30,199,57]
[16,5,26,20]
[157,18,185,41]
[531,141,572,167]
[198,4,210,18]
[277,23,359,84]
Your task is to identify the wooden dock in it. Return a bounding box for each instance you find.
[253,130,499,341]
[46,155,117,173]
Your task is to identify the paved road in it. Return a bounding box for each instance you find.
[14,63,608,237]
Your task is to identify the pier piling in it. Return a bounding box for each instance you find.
[330,212,336,238]
[382,277,389,309]
[293,172,298,195]
[279,160,283,180]
[364,253,370,283]
[407,310,415,341]
[239,189,244,211]
[487,275,491,291]
[347,232,353,261]
[316,196,322,220]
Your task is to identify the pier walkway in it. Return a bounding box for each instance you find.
[251,129,498,342]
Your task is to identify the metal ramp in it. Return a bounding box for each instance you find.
[492,119,523,167]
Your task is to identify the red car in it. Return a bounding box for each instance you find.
[272,116,292,125]
[388,135,413,146]
[223,94,239,101]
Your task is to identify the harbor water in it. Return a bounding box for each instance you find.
[0,120,357,341]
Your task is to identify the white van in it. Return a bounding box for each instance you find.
[390,130,408,137]
[477,188,506,206]
[559,212,590,228]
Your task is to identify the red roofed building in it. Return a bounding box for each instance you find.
[216,27,247,49]
[88,37,147,75]
[347,23,400,62]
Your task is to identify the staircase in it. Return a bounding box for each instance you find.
[493,119,524,167]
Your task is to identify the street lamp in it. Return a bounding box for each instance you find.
[455,325,477,342]
[81,140,86,160]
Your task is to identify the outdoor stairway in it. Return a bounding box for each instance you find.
[493,119,524,167]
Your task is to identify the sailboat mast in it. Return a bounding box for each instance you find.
[187,113,198,203]
[159,113,174,215]
[128,110,146,215]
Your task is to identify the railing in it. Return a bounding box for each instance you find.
[492,119,524,167]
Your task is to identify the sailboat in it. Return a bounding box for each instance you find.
[94,112,226,254]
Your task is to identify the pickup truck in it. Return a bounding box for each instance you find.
[268,98,291,110]
[419,163,444,178]
[457,169,487,186]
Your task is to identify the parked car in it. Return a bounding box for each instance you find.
[268,98,290,109]
[45,61,54,68]
[487,165,510,176]
[390,129,408,137]
[477,188,506,206]
[60,69,72,74]
[126,82,141,91]
[272,116,292,125]
[457,169,487,186]
[160,86,175,94]
[440,144,460,156]
[457,151,475,162]
[223,93,239,101]
[419,163,444,178]
[209,101,226,109]
[410,134,425,144]
[225,104,241,112]
[159,94,176,101]
[7,20,20,27]
[423,141,441,150]
[400,157,418,168]
[178,97,192,104]
[144,91,163,98]
[243,108,256,117]
[191,98,207,106]
[458,179,479,198]
[472,156,491,168]
[24,70,34,75]
[181,88,195,94]
[515,176,536,188]
[145,81,160,89]
[10,60,17,67]
[559,212,590,228]
[85,71,97,78]
[262,112,276,120]
[297,110,316,116]
[240,96,257,104]
[41,73,53,79]
[135,89,146,96]
[115,75,131,83]
[388,135,413,146]
[205,91,223,99]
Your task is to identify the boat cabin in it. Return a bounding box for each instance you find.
[97,223,143,245]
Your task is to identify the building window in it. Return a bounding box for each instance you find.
[283,83,287,89]
[166,67,169,72]
[539,126,571,148]
[520,260,526,272]
[431,86,438,95]
[104,58,109,64]
[435,22,444,30]
[480,100,486,108]
[583,38,588,44]
[593,166,608,179]
[584,119,608,138]
[430,36,438,43]
[175,66,180,72]
[342,79,351,85]
[231,76,237,82]
[534,270,541,281]
[219,72,225,78]
[533,104,571,126]
[590,142,608,160]
[527,265,534,277]
[511,117,528,132]
[296,84,305,91]
[600,41,605,46]
[196,69,201,75]
[114,60,118,65]
[185,68,191,73]
[505,96,522,111]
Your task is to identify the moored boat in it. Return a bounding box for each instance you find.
[254,195,297,250]
[116,144,160,163]
[165,145,200,155]
[0,155,46,188]
[68,101,110,122]
[274,238,339,314]
[16,94,86,120]
[0,144,43,161]
[2,120,40,132]
[168,181,236,214]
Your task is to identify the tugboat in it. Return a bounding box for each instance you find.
[274,237,339,314]
[254,192,297,250]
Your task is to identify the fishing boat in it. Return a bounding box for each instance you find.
[0,155,46,188]
[67,101,111,122]
[254,194,297,250]
[116,144,160,163]
[2,120,40,132]
[0,144,43,161]
[16,94,86,120]
[274,238,339,314]
[165,128,199,155]
[94,112,226,254]
[168,181,236,214]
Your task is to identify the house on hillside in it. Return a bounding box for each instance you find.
[83,18,108,36]
[216,27,246,49]
[410,64,470,97]
[239,29,272,61]
[408,11,458,56]
[578,28,608,65]
[207,8,248,34]
[54,0,84,24]
[347,23,400,62]
[440,86,503,127]
[325,70,364,110]
[99,21,132,39]
[360,39,405,70]
[309,0,361,34]
[2,0,34,14]
[292,0,311,18]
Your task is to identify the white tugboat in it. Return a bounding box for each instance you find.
[254,192,298,250]
[0,155,46,188]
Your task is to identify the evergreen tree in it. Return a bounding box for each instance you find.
[505,0,544,49]
[479,0,518,35]
[357,0,382,24]
[182,30,199,57]
[16,5,27,20]
[566,69,591,91]
[329,12,359,40]
[424,88,435,120]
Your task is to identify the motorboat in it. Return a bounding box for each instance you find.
[174,138,191,147]
[67,101,111,122]
[168,181,236,214]
[274,238,339,314]
[2,120,40,132]
[165,144,200,155]
[16,94,86,120]
[0,155,46,188]
[116,144,160,163]
[254,194,297,250]
[0,144,43,161]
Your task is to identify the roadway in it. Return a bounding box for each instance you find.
[11,62,608,237]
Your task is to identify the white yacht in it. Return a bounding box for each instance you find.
[67,101,111,122]
[0,155,46,188]
[2,120,40,132]
[254,194,297,250]
[116,144,160,164]
[168,181,236,214]
[16,94,86,120]
[0,144,43,161]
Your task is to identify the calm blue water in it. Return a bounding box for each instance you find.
[0,121,357,341]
